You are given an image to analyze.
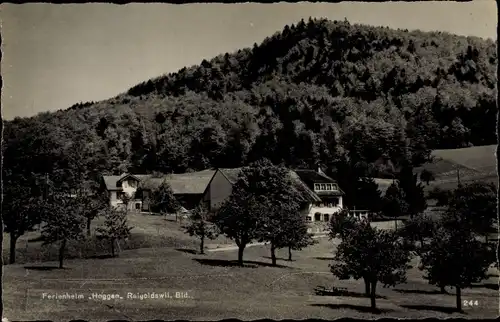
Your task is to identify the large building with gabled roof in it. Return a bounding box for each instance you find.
[202,167,344,223]
[101,167,344,229]
[101,170,215,212]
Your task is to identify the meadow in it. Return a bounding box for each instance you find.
[3,213,498,321]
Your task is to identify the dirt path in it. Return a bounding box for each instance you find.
[206,235,329,252]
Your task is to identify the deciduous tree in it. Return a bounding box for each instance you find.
[398,163,427,217]
[419,169,436,185]
[96,208,132,257]
[442,182,497,243]
[328,209,358,240]
[2,184,43,264]
[183,205,219,254]
[150,182,181,216]
[419,225,493,312]
[241,165,310,266]
[381,182,408,230]
[331,221,412,311]
[214,177,264,266]
[41,193,86,268]
[399,212,437,252]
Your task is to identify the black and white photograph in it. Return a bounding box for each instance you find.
[1,1,498,320]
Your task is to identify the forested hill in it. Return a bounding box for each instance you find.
[3,18,497,191]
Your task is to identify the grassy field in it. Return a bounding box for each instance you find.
[419,144,497,193]
[2,213,235,265]
[371,145,497,196]
[3,214,499,321]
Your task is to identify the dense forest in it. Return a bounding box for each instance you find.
[3,18,497,199]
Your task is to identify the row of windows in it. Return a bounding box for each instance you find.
[314,183,338,191]
[306,213,331,222]
[315,200,339,208]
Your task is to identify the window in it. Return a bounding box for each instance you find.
[135,203,140,210]
[116,192,120,199]
[306,216,312,222]
[332,198,338,206]
[332,184,338,190]
[314,213,321,221]
[326,184,332,190]
[320,184,326,190]
[314,184,320,191]
[324,214,330,222]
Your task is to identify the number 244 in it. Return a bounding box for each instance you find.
[464,300,479,307]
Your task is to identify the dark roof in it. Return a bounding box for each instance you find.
[166,170,216,194]
[102,175,127,190]
[103,174,153,190]
[219,168,243,184]
[103,170,215,195]
[218,168,322,203]
[294,169,336,184]
[294,169,344,196]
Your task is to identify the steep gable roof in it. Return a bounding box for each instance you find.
[218,167,322,203]
[137,170,216,194]
[294,169,336,184]
[102,173,153,190]
[102,174,127,190]
[294,169,344,196]
[116,173,143,186]
[219,168,243,184]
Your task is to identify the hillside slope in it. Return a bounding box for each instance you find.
[3,18,497,193]
[413,145,497,192]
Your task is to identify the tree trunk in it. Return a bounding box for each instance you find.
[456,286,462,312]
[394,218,398,230]
[270,243,277,266]
[440,285,447,294]
[87,217,92,236]
[111,238,115,257]
[200,235,205,255]
[237,245,245,266]
[59,239,66,269]
[9,233,18,264]
[363,276,371,296]
[370,280,377,311]
[288,246,292,261]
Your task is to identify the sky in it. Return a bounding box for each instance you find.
[1,2,497,120]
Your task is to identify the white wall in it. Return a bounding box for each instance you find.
[121,179,138,198]
[305,203,343,222]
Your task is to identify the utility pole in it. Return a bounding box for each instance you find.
[45,173,49,200]
[456,166,461,187]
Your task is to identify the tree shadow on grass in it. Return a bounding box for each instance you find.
[27,236,45,243]
[262,256,295,262]
[310,303,391,314]
[193,258,292,269]
[314,286,387,299]
[175,248,199,255]
[400,304,463,314]
[470,283,499,291]
[24,266,61,271]
[314,257,335,261]
[86,254,115,260]
[394,289,451,295]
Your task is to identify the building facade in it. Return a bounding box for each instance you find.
[102,167,344,233]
